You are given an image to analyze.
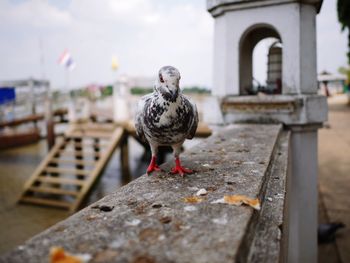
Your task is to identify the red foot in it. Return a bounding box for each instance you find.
[146,156,163,175]
[170,158,194,177]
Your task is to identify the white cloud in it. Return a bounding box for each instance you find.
[0,0,213,89]
[0,0,347,91]
[0,0,71,29]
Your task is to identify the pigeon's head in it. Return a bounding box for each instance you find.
[155,66,181,102]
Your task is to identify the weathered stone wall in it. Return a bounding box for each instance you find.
[0,124,289,263]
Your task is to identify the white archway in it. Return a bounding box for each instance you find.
[209,1,318,97]
[239,24,282,95]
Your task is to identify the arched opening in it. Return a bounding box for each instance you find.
[239,24,282,95]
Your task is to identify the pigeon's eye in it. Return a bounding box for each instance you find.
[159,73,164,83]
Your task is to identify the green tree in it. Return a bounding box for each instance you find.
[338,0,350,64]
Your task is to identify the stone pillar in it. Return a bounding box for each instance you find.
[113,77,130,123]
[207,1,325,260]
[44,97,55,150]
[288,126,319,262]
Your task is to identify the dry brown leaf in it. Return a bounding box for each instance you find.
[50,247,91,263]
[224,195,261,210]
[183,196,203,204]
[50,247,81,263]
[243,198,261,210]
[224,195,244,205]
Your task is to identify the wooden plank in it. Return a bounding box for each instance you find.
[20,196,71,209]
[36,176,85,186]
[28,186,79,197]
[68,131,112,139]
[73,123,116,132]
[0,115,42,128]
[70,127,125,212]
[0,108,67,128]
[195,123,213,138]
[72,138,84,177]
[92,138,100,161]
[57,149,101,158]
[19,138,67,197]
[49,158,96,166]
[120,135,131,185]
[19,123,125,212]
[44,167,91,176]
[65,141,108,149]
[0,128,41,149]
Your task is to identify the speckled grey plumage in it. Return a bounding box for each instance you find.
[135,66,198,155]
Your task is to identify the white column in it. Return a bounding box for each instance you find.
[299,4,318,94]
[212,15,228,96]
[113,78,130,123]
[288,127,318,263]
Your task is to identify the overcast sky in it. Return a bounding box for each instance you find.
[0,0,347,89]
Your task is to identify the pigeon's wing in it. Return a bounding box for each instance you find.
[134,94,152,143]
[186,98,199,140]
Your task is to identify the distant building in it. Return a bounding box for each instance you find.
[318,71,346,95]
[116,75,154,90]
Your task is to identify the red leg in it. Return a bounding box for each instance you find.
[146,156,162,175]
[170,157,194,177]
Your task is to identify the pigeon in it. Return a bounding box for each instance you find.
[135,66,198,176]
[318,222,345,243]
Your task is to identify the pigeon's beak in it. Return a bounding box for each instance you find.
[170,88,178,100]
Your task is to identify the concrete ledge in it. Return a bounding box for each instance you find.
[0,124,289,263]
[221,94,327,125]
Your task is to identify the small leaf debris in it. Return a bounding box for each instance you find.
[91,205,114,212]
[151,203,163,209]
[184,205,197,212]
[50,246,91,263]
[183,196,203,204]
[211,195,261,210]
[159,216,172,224]
[195,188,208,196]
[86,214,99,221]
[125,219,141,226]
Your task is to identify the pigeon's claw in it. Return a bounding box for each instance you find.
[147,164,163,175]
[170,157,194,177]
[170,166,193,177]
[146,156,163,175]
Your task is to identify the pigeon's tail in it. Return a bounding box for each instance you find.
[318,222,345,244]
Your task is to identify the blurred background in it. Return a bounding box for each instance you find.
[0,0,349,262]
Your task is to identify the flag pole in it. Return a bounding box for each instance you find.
[38,38,46,80]
[66,69,70,90]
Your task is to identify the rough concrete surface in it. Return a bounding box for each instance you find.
[0,124,287,263]
[246,131,289,263]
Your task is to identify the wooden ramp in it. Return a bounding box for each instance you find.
[18,123,125,212]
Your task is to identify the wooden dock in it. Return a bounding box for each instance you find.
[18,123,125,212]
[18,121,212,212]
